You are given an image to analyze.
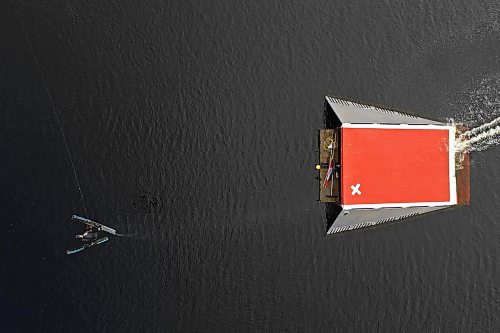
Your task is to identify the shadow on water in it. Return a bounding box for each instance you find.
[325,203,342,233]
[323,100,342,129]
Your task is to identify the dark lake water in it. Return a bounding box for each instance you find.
[1,1,499,332]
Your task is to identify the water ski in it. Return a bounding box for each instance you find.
[66,237,109,255]
[71,215,123,236]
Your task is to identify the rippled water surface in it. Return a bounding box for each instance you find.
[1,1,499,332]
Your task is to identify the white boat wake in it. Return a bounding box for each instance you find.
[455,115,500,153]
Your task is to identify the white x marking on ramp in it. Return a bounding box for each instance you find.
[351,183,361,195]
